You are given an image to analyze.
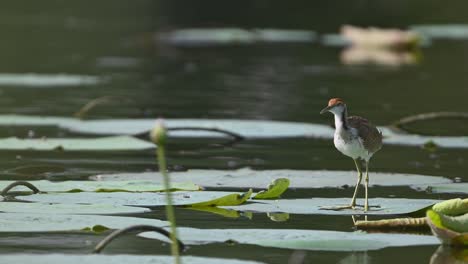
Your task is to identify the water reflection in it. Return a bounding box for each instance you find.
[341,47,420,66]
[430,246,468,264]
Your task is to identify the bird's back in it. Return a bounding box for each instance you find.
[347,116,383,154]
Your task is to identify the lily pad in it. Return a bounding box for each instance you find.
[0,115,334,138]
[157,28,316,47]
[22,192,438,216]
[222,198,438,216]
[1,115,467,149]
[0,202,149,215]
[0,254,265,264]
[0,180,199,193]
[0,73,100,87]
[0,213,168,232]
[92,168,452,189]
[411,24,468,40]
[141,227,439,251]
[413,183,468,194]
[0,136,155,151]
[21,190,252,207]
[0,115,467,148]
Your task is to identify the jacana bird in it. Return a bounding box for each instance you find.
[320,98,383,211]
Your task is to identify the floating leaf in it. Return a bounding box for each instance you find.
[21,190,251,207]
[0,202,149,215]
[141,227,439,251]
[0,115,467,148]
[413,183,468,194]
[0,213,168,232]
[92,168,452,189]
[253,178,289,199]
[0,136,154,151]
[222,198,438,216]
[0,73,100,87]
[157,28,316,47]
[411,24,468,40]
[0,254,265,264]
[0,180,199,193]
[22,192,438,216]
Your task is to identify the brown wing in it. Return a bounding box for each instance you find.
[347,116,383,153]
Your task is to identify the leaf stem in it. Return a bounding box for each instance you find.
[157,144,181,264]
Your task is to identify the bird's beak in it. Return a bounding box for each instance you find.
[320,105,332,114]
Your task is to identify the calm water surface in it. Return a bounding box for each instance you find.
[0,1,467,263]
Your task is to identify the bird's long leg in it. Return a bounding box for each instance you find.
[350,159,362,208]
[364,161,369,211]
[319,159,362,211]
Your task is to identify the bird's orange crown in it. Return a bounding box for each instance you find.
[328,98,345,107]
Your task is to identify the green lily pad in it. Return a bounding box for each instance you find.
[140,227,439,251]
[413,183,468,194]
[21,190,251,207]
[0,136,154,151]
[253,178,289,199]
[0,202,149,215]
[222,198,438,216]
[92,168,452,189]
[0,73,100,87]
[0,254,265,264]
[0,180,199,193]
[0,213,168,232]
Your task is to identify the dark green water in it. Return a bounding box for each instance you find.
[0,1,467,263]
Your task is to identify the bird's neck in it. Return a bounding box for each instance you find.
[333,107,348,130]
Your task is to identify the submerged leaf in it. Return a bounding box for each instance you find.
[253,178,289,199]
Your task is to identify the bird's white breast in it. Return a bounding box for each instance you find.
[333,128,372,161]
